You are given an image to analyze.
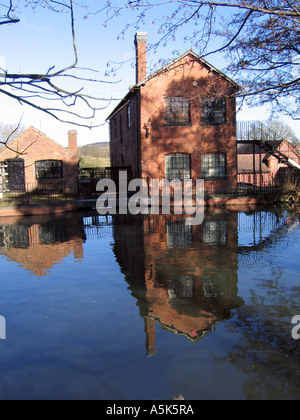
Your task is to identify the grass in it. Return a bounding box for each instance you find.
[78,142,110,168]
[0,193,75,207]
[79,156,110,168]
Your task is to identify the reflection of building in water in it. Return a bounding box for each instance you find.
[113,212,244,356]
[0,214,85,277]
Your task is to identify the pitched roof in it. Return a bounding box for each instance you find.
[136,50,239,89]
[0,126,77,158]
[107,50,239,121]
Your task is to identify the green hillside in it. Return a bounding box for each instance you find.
[78,142,110,168]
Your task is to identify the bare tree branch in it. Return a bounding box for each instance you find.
[0,0,20,25]
[100,0,300,119]
[0,118,25,150]
[0,0,121,131]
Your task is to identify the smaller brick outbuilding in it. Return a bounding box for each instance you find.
[238,140,300,187]
[0,126,79,192]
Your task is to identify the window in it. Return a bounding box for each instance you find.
[203,221,228,246]
[166,221,193,249]
[201,98,226,125]
[165,153,191,180]
[168,275,194,299]
[203,270,229,298]
[127,104,131,129]
[164,97,191,126]
[36,160,63,179]
[201,153,226,179]
[127,102,134,129]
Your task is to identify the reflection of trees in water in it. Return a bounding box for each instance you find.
[221,287,300,400]
[216,217,300,400]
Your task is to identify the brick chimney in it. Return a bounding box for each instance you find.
[68,130,78,155]
[135,32,148,84]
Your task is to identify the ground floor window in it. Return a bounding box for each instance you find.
[35,160,63,180]
[165,153,191,180]
[5,158,25,191]
[201,153,226,179]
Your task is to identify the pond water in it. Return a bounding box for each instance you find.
[0,207,299,400]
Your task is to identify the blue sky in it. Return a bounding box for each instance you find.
[0,1,299,146]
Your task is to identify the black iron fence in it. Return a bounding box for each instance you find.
[78,166,132,198]
[0,182,77,207]
[144,174,278,199]
[0,167,297,208]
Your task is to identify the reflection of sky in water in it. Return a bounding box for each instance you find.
[0,209,299,400]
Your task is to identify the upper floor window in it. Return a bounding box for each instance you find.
[201,153,226,179]
[127,101,134,129]
[201,98,226,125]
[36,160,63,179]
[164,97,191,126]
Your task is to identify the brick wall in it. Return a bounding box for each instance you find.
[110,95,142,180]
[140,55,237,189]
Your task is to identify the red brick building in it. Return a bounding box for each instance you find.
[108,32,239,193]
[0,126,79,192]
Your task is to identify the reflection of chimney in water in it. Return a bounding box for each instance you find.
[144,317,157,357]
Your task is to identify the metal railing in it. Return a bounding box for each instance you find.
[78,166,132,198]
[0,182,77,207]
[237,120,284,142]
[144,175,278,199]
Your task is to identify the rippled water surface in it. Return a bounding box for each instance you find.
[0,208,299,400]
